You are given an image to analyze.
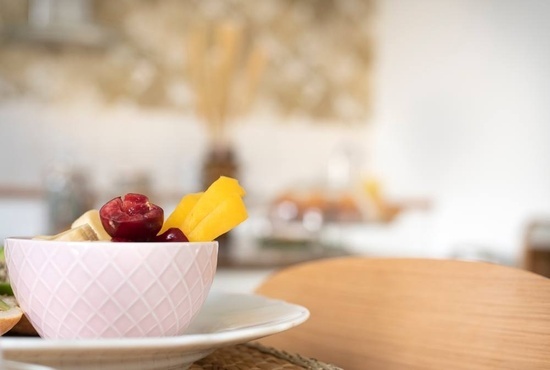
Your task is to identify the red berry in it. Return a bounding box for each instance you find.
[111,236,133,243]
[99,193,164,242]
[155,228,189,242]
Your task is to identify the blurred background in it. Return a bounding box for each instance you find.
[0,0,549,284]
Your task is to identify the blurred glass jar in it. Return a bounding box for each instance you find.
[45,165,95,234]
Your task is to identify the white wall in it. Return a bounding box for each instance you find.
[371,0,550,259]
[0,101,369,199]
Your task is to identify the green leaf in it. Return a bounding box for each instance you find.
[0,297,10,311]
[0,283,13,295]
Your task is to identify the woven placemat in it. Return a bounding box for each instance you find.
[191,342,343,370]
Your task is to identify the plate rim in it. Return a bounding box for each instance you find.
[0,292,309,353]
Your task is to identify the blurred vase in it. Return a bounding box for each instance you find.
[201,142,239,190]
[201,141,240,264]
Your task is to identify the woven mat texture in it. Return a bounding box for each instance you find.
[191,343,342,370]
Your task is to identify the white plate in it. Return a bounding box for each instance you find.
[0,293,309,370]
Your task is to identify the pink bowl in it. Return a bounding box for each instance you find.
[4,238,218,339]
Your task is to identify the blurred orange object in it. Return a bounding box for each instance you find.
[363,177,431,223]
[269,188,364,225]
[363,178,399,222]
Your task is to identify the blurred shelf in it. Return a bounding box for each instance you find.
[217,243,352,270]
[0,186,44,199]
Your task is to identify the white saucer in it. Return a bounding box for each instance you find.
[0,293,309,370]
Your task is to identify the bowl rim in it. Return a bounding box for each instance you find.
[3,238,219,248]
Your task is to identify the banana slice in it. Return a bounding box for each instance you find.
[33,224,99,241]
[71,209,111,241]
[0,296,23,336]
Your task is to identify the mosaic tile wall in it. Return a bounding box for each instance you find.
[0,0,375,123]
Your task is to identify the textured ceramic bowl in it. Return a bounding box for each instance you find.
[3,238,218,339]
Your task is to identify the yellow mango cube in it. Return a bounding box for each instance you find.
[183,176,246,235]
[159,192,203,234]
[187,193,248,242]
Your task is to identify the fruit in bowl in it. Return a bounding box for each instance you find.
[2,176,247,339]
[0,296,23,336]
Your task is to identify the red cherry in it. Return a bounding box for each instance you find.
[155,228,189,242]
[99,193,164,242]
[111,236,133,243]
